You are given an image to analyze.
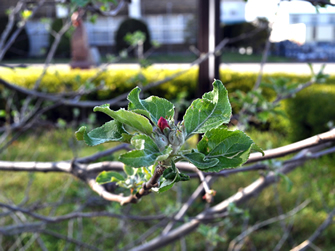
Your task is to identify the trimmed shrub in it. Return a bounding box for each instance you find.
[115,18,152,56]
[221,18,269,54]
[0,66,334,139]
[0,17,30,59]
[285,85,335,141]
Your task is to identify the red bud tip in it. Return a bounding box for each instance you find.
[158,117,170,132]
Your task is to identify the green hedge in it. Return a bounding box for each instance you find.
[284,85,335,141]
[0,66,334,140]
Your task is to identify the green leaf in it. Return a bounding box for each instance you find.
[123,165,135,176]
[197,127,260,172]
[158,179,175,193]
[251,143,265,156]
[158,162,189,192]
[75,121,131,146]
[156,146,173,162]
[182,151,219,169]
[96,171,125,184]
[119,135,161,167]
[128,87,174,125]
[94,105,153,135]
[183,80,231,138]
[158,168,179,193]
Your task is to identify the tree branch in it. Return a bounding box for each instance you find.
[0,0,46,60]
[228,199,311,251]
[290,207,335,251]
[129,143,334,250]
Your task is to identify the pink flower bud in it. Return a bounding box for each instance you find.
[158,117,170,132]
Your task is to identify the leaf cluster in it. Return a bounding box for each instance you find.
[76,80,263,194]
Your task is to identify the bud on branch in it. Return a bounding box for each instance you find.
[158,117,170,132]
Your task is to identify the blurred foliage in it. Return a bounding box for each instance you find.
[0,67,334,140]
[284,85,335,141]
[115,18,152,56]
[221,18,269,54]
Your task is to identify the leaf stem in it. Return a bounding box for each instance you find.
[134,164,166,200]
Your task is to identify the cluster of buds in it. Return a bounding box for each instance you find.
[154,117,186,153]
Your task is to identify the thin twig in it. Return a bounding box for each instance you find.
[228,200,311,251]
[162,175,214,235]
[290,207,335,251]
[0,0,46,60]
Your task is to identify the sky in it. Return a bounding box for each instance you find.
[245,0,335,23]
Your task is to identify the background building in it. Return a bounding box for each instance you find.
[290,13,335,43]
[0,0,247,57]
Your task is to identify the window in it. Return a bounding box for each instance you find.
[26,21,49,56]
[329,15,335,24]
[311,16,318,25]
[145,14,193,44]
[86,17,123,46]
[291,15,300,24]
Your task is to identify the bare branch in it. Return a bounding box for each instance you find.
[129,142,333,250]
[254,35,271,90]
[0,129,334,174]
[0,0,46,60]
[290,207,335,251]
[0,222,45,236]
[76,144,130,164]
[247,129,335,163]
[162,175,214,235]
[196,171,213,203]
[0,1,24,51]
[0,202,166,223]
[228,200,311,251]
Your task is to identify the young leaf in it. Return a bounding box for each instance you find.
[182,151,219,169]
[197,127,263,172]
[183,80,231,138]
[158,162,189,193]
[94,105,153,135]
[123,165,135,176]
[156,146,173,162]
[119,135,161,167]
[75,121,131,146]
[96,171,125,184]
[127,87,174,125]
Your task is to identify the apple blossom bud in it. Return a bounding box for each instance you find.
[158,117,170,132]
[154,133,168,151]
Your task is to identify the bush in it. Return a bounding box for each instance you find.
[221,18,269,54]
[285,85,335,141]
[0,16,30,59]
[1,66,334,139]
[115,18,152,56]
[48,18,71,58]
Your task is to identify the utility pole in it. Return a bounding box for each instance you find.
[198,0,221,96]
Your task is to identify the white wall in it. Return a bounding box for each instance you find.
[26,21,49,57]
